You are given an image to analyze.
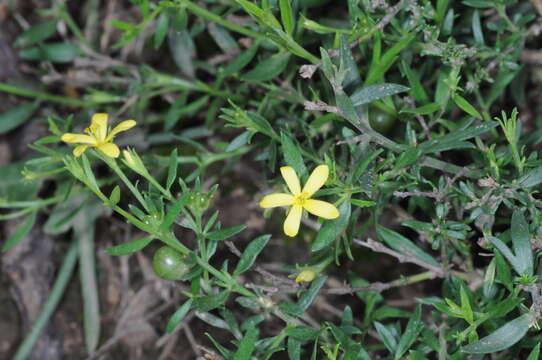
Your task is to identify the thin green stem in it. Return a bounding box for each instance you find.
[0,83,88,106]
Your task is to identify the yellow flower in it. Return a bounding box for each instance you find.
[60,113,136,158]
[295,269,317,283]
[260,165,339,237]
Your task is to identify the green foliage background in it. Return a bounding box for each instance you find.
[2,0,542,359]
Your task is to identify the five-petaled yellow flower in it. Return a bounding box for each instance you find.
[260,165,339,237]
[61,113,136,158]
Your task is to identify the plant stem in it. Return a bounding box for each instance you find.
[0,83,88,106]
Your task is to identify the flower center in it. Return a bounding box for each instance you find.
[294,192,309,206]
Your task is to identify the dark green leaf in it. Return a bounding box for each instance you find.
[19,43,80,63]
[234,234,271,275]
[207,225,247,241]
[351,83,410,107]
[166,299,193,333]
[462,313,533,353]
[453,94,482,119]
[154,13,169,49]
[395,305,423,359]
[241,53,291,82]
[377,226,439,267]
[105,236,153,256]
[374,321,398,354]
[221,44,259,78]
[519,166,542,187]
[232,324,259,360]
[0,102,39,134]
[511,211,533,276]
[14,19,57,47]
[527,343,540,360]
[194,291,230,312]
[297,276,327,311]
[312,201,351,251]
[2,211,37,252]
[166,148,178,191]
[281,131,307,179]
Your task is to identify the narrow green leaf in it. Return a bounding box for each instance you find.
[281,131,307,179]
[279,0,294,35]
[488,236,525,276]
[399,60,429,103]
[241,52,291,82]
[287,336,301,360]
[463,313,533,354]
[311,201,351,251]
[0,101,39,134]
[14,19,58,47]
[2,211,37,252]
[453,94,482,119]
[161,194,188,232]
[232,324,259,360]
[207,224,247,241]
[511,211,533,276]
[365,34,415,85]
[349,199,376,208]
[19,43,80,63]
[377,226,439,267]
[519,166,542,187]
[166,299,193,333]
[400,102,441,115]
[527,343,540,360]
[194,291,230,312]
[109,185,120,206]
[105,236,153,256]
[340,35,361,87]
[208,23,239,52]
[166,148,178,191]
[221,44,259,78]
[154,12,169,49]
[395,305,423,359]
[374,321,398,354]
[297,276,327,311]
[234,234,271,275]
[351,83,410,107]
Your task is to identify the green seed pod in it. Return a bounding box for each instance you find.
[152,246,190,280]
[187,191,211,214]
[369,107,396,134]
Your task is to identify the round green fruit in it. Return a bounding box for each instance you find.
[152,246,190,280]
[369,107,396,134]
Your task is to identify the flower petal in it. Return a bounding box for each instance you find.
[61,133,97,144]
[73,145,89,157]
[259,193,294,208]
[91,113,109,142]
[106,119,137,141]
[303,199,339,219]
[280,166,301,195]
[302,165,329,197]
[283,204,303,237]
[97,142,120,158]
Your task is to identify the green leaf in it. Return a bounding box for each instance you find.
[527,343,540,360]
[511,211,533,276]
[374,321,398,354]
[519,166,542,187]
[105,236,153,256]
[281,131,307,179]
[168,30,195,78]
[221,44,259,78]
[419,120,498,154]
[166,299,193,333]
[279,0,294,35]
[297,276,327,311]
[311,201,351,251]
[452,94,482,119]
[351,83,410,107]
[19,43,80,63]
[365,34,415,85]
[234,234,271,275]
[2,211,37,252]
[287,337,301,360]
[377,226,439,267]
[340,35,361,88]
[166,148,178,191]
[154,12,169,49]
[208,23,239,52]
[0,102,39,134]
[109,185,120,206]
[207,224,247,241]
[241,52,291,82]
[400,102,441,115]
[462,313,533,354]
[399,60,429,103]
[194,291,230,312]
[349,199,376,208]
[232,324,259,360]
[395,305,423,359]
[14,19,57,47]
[160,194,188,232]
